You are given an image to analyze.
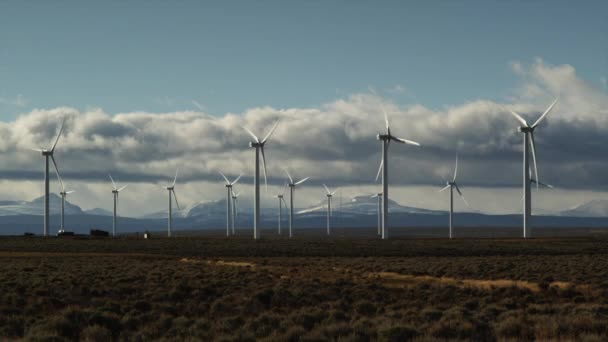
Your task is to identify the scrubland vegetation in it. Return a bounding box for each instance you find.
[0,235,607,341]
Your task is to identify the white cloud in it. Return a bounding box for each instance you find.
[0,58,607,215]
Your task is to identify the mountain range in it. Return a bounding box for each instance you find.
[0,193,606,236]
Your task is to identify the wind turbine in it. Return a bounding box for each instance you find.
[274,183,288,235]
[242,121,279,240]
[164,170,181,237]
[371,193,382,235]
[375,107,420,239]
[438,155,469,239]
[283,169,309,238]
[322,184,339,236]
[219,172,242,237]
[508,99,558,238]
[232,190,240,234]
[57,175,74,234]
[32,116,66,236]
[109,175,128,237]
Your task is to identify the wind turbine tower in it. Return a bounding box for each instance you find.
[242,121,279,239]
[284,169,309,238]
[508,99,558,238]
[109,175,128,237]
[164,170,181,237]
[438,155,469,239]
[322,184,338,235]
[220,172,242,237]
[375,107,420,239]
[33,116,66,236]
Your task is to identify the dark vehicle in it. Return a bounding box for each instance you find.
[90,229,109,237]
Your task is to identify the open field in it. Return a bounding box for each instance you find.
[0,235,607,341]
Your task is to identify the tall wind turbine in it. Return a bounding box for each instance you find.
[232,190,240,234]
[32,116,66,236]
[242,121,279,240]
[322,184,339,236]
[284,169,309,238]
[164,170,181,237]
[438,155,469,239]
[109,175,128,237]
[274,183,288,235]
[375,107,420,239]
[219,172,242,237]
[371,193,382,235]
[57,175,74,234]
[508,99,558,238]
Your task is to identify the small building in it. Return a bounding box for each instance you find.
[143,231,151,239]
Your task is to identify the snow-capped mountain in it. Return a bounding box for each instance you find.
[297,195,444,216]
[0,194,83,216]
[84,208,113,216]
[560,199,608,217]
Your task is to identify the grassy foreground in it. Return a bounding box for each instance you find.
[0,236,607,341]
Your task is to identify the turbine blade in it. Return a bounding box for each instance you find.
[231,173,242,186]
[371,194,378,198]
[66,190,75,194]
[439,185,450,192]
[281,197,288,207]
[295,177,309,185]
[538,181,554,189]
[172,169,178,187]
[261,121,279,144]
[172,190,181,210]
[453,154,458,182]
[392,137,421,146]
[282,168,293,184]
[109,174,117,190]
[281,182,288,196]
[323,184,331,195]
[382,106,390,132]
[118,184,128,192]
[50,116,67,152]
[529,133,539,191]
[509,110,529,127]
[454,183,463,196]
[261,146,268,190]
[532,98,559,128]
[31,148,45,152]
[219,171,230,184]
[375,159,383,182]
[331,188,339,196]
[242,126,260,143]
[50,155,64,192]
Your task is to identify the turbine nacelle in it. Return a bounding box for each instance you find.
[376,134,390,141]
[518,126,534,133]
[249,141,264,148]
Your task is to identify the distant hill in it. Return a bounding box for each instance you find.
[560,199,608,217]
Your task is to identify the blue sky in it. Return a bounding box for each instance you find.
[1,0,606,119]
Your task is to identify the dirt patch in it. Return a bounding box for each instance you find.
[179,258,256,268]
[369,272,581,293]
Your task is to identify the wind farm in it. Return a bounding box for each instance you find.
[1,1,607,341]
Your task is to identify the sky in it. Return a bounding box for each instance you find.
[0,1,607,216]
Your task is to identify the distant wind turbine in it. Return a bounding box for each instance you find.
[164,170,180,237]
[109,175,128,237]
[32,116,66,236]
[283,168,309,238]
[371,193,382,235]
[274,183,288,235]
[57,175,74,234]
[438,155,469,239]
[508,99,558,238]
[242,121,279,240]
[375,106,420,239]
[232,190,240,234]
[219,172,242,237]
[322,184,339,236]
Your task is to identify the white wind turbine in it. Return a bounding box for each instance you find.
[508,99,558,238]
[163,170,181,237]
[57,175,75,234]
[375,106,420,239]
[283,168,309,238]
[322,184,339,236]
[371,193,382,235]
[242,121,279,240]
[232,190,240,234]
[274,183,288,235]
[109,175,128,237]
[32,116,67,236]
[438,155,469,239]
[219,172,242,237]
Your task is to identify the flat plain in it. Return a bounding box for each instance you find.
[0,232,607,341]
